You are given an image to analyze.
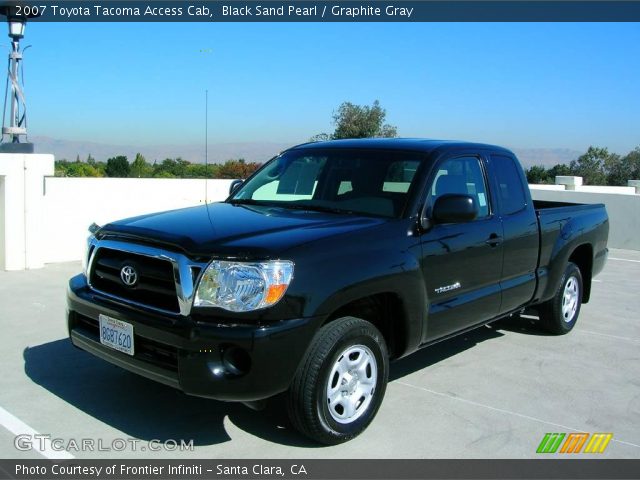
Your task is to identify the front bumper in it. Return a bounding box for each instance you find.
[67,274,322,401]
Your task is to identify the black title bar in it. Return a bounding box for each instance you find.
[1,459,640,480]
[6,1,640,22]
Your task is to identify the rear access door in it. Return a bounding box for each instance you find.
[486,153,539,314]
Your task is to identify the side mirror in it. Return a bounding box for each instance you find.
[88,222,101,234]
[432,194,478,224]
[229,179,243,195]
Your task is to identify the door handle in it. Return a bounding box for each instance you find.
[485,233,502,247]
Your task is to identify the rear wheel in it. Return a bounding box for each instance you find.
[539,262,583,334]
[287,317,389,445]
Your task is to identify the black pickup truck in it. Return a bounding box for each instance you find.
[67,139,609,444]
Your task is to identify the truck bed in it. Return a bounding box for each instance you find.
[534,199,600,211]
[533,199,609,304]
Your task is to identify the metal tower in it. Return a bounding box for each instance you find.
[0,4,39,153]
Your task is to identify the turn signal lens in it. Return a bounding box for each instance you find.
[265,283,288,305]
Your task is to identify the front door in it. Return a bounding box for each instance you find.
[420,155,504,342]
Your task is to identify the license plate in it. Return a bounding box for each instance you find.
[98,314,134,356]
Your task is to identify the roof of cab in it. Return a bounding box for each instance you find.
[289,138,513,155]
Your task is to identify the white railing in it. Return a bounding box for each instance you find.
[530,176,639,250]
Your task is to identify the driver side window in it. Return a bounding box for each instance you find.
[427,156,490,219]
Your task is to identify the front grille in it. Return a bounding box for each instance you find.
[90,247,179,313]
[72,313,179,372]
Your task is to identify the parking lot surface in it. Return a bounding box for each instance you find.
[0,249,639,458]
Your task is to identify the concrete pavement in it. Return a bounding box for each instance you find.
[0,250,638,459]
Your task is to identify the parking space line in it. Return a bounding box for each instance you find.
[395,381,640,450]
[0,405,74,459]
[578,330,640,344]
[609,257,640,264]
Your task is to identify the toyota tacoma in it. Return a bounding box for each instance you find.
[67,139,609,444]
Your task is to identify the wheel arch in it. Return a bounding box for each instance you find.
[321,291,416,360]
[568,243,593,303]
[538,239,595,305]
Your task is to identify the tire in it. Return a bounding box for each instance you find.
[287,316,389,445]
[539,262,583,335]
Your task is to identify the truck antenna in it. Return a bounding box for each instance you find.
[205,89,208,202]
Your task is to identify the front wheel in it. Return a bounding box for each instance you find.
[539,262,583,335]
[287,317,389,445]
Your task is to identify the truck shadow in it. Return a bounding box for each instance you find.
[23,338,320,448]
[389,324,504,382]
[491,311,556,337]
[24,317,546,449]
[24,339,238,446]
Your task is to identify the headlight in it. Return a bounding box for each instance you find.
[194,260,294,312]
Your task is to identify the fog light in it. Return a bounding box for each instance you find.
[222,346,251,376]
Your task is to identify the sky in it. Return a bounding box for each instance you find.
[17,21,640,153]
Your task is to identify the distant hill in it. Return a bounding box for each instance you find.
[32,136,580,168]
[32,136,291,164]
[511,148,581,168]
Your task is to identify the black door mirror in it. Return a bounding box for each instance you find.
[229,179,243,195]
[432,194,479,224]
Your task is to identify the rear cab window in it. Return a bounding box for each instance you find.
[491,154,527,215]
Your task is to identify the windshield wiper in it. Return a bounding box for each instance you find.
[228,199,356,215]
[227,198,266,205]
[275,204,356,215]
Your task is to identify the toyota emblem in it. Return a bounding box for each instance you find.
[120,265,138,287]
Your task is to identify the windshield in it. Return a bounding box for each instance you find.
[228,149,423,218]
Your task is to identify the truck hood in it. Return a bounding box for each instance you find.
[98,202,387,258]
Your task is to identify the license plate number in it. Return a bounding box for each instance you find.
[98,314,134,356]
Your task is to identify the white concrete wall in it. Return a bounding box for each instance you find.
[527,184,565,191]
[530,185,640,250]
[532,183,637,195]
[0,153,55,270]
[0,176,4,269]
[42,177,234,263]
[43,179,638,262]
[2,162,639,270]
[570,185,637,195]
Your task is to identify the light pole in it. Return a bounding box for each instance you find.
[0,4,39,153]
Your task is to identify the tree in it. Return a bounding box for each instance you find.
[84,153,106,175]
[65,162,102,177]
[105,156,130,177]
[173,158,190,177]
[217,159,262,179]
[626,147,640,180]
[185,163,213,178]
[569,146,609,186]
[547,163,573,181]
[130,153,152,178]
[312,100,398,141]
[54,159,102,177]
[309,133,331,142]
[152,158,192,178]
[525,165,550,184]
[54,159,70,177]
[605,147,640,186]
[153,170,176,178]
